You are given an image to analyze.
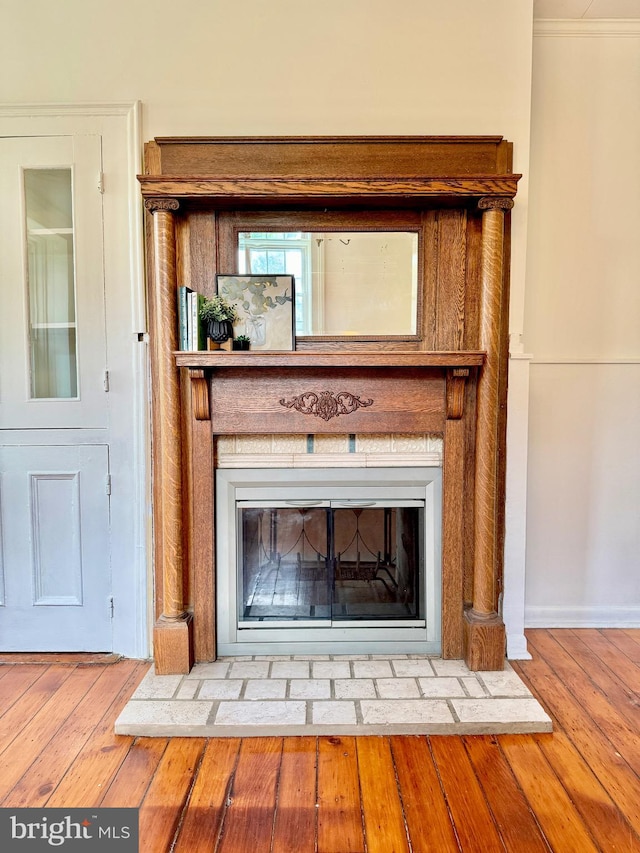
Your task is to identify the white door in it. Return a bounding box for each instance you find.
[0,135,113,651]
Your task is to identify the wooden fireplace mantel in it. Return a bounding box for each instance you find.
[176,351,484,434]
[141,135,519,674]
[174,350,486,369]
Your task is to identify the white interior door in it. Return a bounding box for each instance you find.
[0,135,113,651]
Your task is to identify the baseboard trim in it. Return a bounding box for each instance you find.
[506,633,532,660]
[525,605,640,628]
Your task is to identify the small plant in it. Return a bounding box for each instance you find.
[199,294,238,323]
[232,333,251,351]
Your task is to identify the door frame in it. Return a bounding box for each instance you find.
[0,102,149,658]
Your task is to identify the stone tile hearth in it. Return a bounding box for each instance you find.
[115,654,552,737]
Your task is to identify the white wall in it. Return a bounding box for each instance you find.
[1,0,537,648]
[0,1,531,133]
[524,21,640,626]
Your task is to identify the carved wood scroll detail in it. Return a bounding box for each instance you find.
[279,390,374,422]
[144,198,180,213]
[190,369,210,421]
[478,196,514,211]
[446,368,469,420]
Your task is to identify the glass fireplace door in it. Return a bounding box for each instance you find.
[238,499,425,628]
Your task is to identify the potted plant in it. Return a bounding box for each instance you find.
[198,295,238,348]
[232,334,251,351]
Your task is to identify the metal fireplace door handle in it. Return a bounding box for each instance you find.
[331,500,377,507]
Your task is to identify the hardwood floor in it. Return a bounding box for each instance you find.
[0,629,638,852]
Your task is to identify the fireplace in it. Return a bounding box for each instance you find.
[216,467,441,655]
[141,136,519,673]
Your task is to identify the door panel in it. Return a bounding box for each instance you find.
[0,444,112,651]
[0,136,107,430]
[31,470,84,605]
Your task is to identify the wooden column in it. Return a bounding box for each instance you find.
[464,197,513,670]
[145,198,194,674]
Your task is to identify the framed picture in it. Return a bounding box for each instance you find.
[216,274,295,351]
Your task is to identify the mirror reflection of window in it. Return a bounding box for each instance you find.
[237,232,311,334]
[238,231,418,338]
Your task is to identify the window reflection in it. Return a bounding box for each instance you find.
[238,231,418,337]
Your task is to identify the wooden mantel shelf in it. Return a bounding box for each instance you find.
[174,350,486,369]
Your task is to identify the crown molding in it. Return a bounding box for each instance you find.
[534,18,640,36]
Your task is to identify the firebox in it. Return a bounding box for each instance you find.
[216,467,441,655]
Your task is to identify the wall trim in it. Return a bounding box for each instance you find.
[534,19,640,38]
[0,101,149,659]
[503,352,532,662]
[0,102,143,117]
[526,605,640,628]
[506,632,532,660]
[530,357,640,364]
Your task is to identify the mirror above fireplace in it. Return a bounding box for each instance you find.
[237,230,419,337]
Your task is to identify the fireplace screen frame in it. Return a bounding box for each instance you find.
[216,467,442,656]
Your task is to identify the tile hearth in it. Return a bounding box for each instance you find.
[115,654,552,737]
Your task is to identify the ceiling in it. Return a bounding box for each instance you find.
[534,0,640,17]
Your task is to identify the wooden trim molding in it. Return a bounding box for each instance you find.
[139,175,520,202]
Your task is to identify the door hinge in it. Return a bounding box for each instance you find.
[98,171,105,194]
[103,370,110,392]
[109,596,114,619]
[106,474,112,495]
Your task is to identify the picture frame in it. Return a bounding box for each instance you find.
[216,274,295,351]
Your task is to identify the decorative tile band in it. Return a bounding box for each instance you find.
[215,433,443,469]
[217,434,443,456]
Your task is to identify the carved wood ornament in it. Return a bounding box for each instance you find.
[144,198,180,213]
[279,390,374,422]
[141,136,520,674]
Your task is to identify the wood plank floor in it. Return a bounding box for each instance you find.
[0,629,638,852]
